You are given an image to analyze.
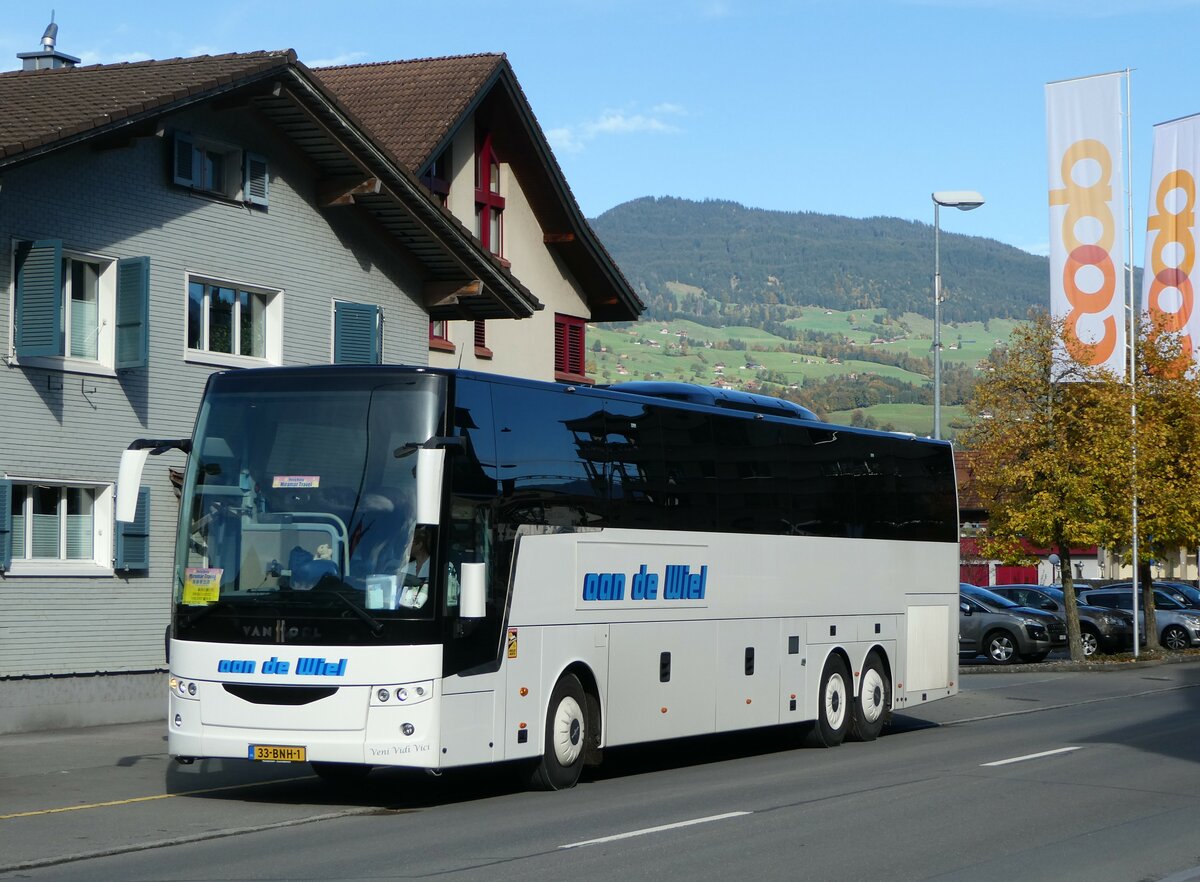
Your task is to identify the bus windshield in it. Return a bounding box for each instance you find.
[173,371,446,645]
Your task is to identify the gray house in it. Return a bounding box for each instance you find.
[0,45,541,733]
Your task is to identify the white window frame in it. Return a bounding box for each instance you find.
[183,271,283,369]
[6,244,118,377]
[182,135,244,201]
[4,477,114,577]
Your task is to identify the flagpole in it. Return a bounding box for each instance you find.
[1126,67,1140,658]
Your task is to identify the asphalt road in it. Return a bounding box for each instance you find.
[3,662,1200,881]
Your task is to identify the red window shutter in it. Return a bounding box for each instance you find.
[555,314,586,378]
[568,322,584,375]
[475,320,487,349]
[554,317,567,373]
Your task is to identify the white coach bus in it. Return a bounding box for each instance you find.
[118,366,960,789]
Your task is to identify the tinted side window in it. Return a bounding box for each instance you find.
[603,399,663,529]
[655,405,718,532]
[493,384,609,529]
[714,416,792,534]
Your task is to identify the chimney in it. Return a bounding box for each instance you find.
[17,14,81,71]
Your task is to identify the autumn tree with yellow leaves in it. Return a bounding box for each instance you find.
[964,313,1200,657]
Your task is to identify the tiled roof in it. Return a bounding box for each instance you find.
[0,50,294,163]
[316,53,644,321]
[315,54,504,170]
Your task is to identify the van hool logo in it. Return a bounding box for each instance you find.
[242,620,323,643]
[581,564,708,602]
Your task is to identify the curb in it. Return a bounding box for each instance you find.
[960,652,1200,674]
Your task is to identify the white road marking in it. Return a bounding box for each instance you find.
[559,811,751,849]
[981,746,1083,767]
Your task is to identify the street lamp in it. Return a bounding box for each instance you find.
[932,190,985,440]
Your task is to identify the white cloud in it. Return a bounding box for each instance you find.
[548,104,686,155]
[308,51,368,68]
[77,49,153,66]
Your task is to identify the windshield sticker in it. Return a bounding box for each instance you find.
[272,475,321,489]
[183,568,222,605]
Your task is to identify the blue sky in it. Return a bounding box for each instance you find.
[3,1,1198,263]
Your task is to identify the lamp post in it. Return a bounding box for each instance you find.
[931,190,985,440]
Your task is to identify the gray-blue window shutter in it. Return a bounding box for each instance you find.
[243,152,269,207]
[173,132,195,186]
[15,239,63,357]
[115,256,150,369]
[334,302,381,364]
[115,486,150,570]
[0,480,11,572]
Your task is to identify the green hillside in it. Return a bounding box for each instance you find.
[586,197,1049,438]
[591,196,1049,327]
[589,311,1020,438]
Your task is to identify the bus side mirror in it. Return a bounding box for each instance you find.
[416,447,445,526]
[116,448,151,523]
[460,562,486,619]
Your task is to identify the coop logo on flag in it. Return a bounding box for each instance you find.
[1046,73,1127,380]
[1144,114,1200,373]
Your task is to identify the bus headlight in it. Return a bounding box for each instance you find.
[170,676,199,700]
[370,681,433,706]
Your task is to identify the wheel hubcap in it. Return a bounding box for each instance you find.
[552,696,585,766]
[991,637,1014,662]
[1082,633,1097,656]
[825,672,847,729]
[860,668,885,723]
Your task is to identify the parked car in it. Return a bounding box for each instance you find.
[959,584,1068,664]
[1077,587,1200,650]
[989,584,1133,656]
[1100,580,1200,609]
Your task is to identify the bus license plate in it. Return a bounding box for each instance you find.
[249,744,306,762]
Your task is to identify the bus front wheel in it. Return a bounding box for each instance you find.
[847,651,889,742]
[530,673,588,791]
[807,654,851,748]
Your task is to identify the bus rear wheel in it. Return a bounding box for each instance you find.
[847,651,889,742]
[530,673,588,791]
[807,654,851,747]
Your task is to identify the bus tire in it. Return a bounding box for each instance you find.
[807,654,851,748]
[530,673,588,791]
[847,651,889,743]
[311,761,371,787]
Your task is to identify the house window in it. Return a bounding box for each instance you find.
[1,480,114,575]
[475,133,504,256]
[11,239,148,373]
[173,132,269,207]
[186,275,281,366]
[421,147,451,207]
[429,319,455,353]
[555,313,589,383]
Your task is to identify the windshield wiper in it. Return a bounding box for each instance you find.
[313,575,384,636]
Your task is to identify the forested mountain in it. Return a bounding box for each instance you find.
[590,197,1049,328]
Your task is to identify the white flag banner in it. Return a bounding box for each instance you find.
[1046,73,1127,380]
[1143,114,1200,371]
